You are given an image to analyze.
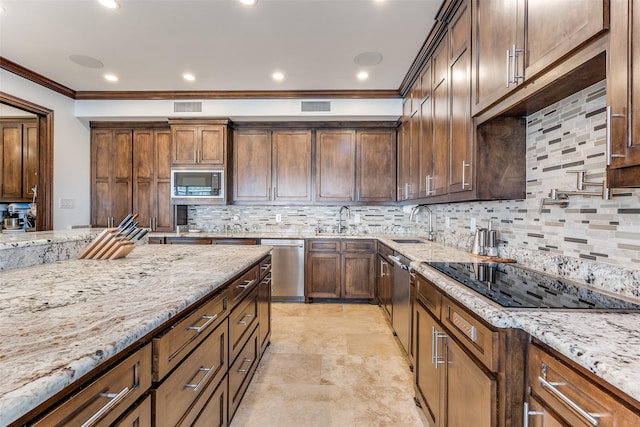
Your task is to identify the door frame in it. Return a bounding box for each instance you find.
[0,91,53,230]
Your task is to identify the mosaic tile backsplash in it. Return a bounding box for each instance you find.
[190,80,640,299]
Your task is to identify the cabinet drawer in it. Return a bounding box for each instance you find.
[441,296,497,371]
[165,237,212,245]
[229,328,260,421]
[35,344,152,427]
[153,288,228,381]
[342,239,375,252]
[230,265,259,307]
[259,255,272,279]
[230,286,259,362]
[153,318,228,427]
[528,344,638,427]
[415,274,441,319]
[114,395,151,427]
[180,375,228,427]
[211,238,258,245]
[147,236,165,244]
[307,239,339,252]
[377,242,394,258]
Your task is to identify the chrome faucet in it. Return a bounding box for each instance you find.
[409,204,435,241]
[338,206,351,234]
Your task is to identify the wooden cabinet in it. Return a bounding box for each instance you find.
[305,239,375,301]
[0,119,38,201]
[356,129,396,202]
[90,128,133,228]
[133,128,173,232]
[431,35,449,199]
[527,341,640,427]
[418,64,434,199]
[170,124,227,166]
[315,130,356,202]
[376,243,394,323]
[608,0,640,187]
[258,256,272,357]
[413,271,527,427]
[34,344,152,426]
[233,129,312,203]
[397,112,420,201]
[472,0,608,115]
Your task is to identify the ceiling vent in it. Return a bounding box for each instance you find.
[173,101,203,113]
[301,101,331,112]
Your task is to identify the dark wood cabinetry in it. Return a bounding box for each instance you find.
[376,243,394,322]
[357,129,396,202]
[170,123,227,166]
[0,119,38,201]
[305,239,375,302]
[315,130,356,202]
[608,0,640,187]
[233,129,271,202]
[431,36,450,199]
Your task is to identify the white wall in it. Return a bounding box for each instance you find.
[0,70,91,229]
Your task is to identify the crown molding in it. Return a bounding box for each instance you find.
[74,89,401,100]
[1,57,77,99]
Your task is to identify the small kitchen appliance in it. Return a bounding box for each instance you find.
[4,203,35,232]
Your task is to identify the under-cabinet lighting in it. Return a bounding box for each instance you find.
[98,0,120,9]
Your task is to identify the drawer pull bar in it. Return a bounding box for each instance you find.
[237,313,254,325]
[236,280,255,289]
[186,365,215,392]
[523,402,544,427]
[187,314,218,334]
[237,358,254,373]
[538,376,602,426]
[81,386,129,427]
[260,264,272,270]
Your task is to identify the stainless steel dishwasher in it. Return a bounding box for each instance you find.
[388,252,411,355]
[261,239,305,302]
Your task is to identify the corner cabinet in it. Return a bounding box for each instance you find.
[608,0,640,187]
[413,272,527,427]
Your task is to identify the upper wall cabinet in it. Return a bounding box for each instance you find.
[0,119,38,202]
[357,129,396,203]
[315,129,357,202]
[169,119,229,166]
[608,0,640,187]
[472,0,608,115]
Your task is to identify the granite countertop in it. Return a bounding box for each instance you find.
[0,228,103,250]
[0,244,271,426]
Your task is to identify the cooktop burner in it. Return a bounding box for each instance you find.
[424,262,640,310]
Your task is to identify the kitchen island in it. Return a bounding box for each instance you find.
[0,243,271,426]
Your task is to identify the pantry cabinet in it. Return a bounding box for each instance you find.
[472,0,608,115]
[608,0,640,187]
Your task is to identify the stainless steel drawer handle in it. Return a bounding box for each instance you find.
[260,263,272,270]
[523,402,544,427]
[187,314,218,334]
[237,313,253,325]
[186,365,215,392]
[433,329,447,368]
[237,358,254,373]
[236,280,255,289]
[81,386,130,427]
[538,375,602,426]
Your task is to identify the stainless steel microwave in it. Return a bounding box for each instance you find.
[171,169,224,202]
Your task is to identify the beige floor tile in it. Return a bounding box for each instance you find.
[230,302,427,427]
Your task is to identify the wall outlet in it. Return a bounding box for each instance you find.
[59,198,74,209]
[233,214,240,222]
[445,216,451,229]
[470,217,477,230]
[354,213,361,223]
[275,213,282,223]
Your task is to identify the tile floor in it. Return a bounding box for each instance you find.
[231,302,428,427]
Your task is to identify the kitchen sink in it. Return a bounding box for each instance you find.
[391,239,424,244]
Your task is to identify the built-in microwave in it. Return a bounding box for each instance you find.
[171,168,224,202]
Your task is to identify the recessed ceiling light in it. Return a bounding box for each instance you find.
[272,72,284,81]
[98,0,120,9]
[104,74,118,82]
[357,71,369,81]
[183,73,196,81]
[239,0,257,5]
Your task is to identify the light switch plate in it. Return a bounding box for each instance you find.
[59,198,74,209]
[275,213,282,223]
[445,216,451,229]
[354,214,361,223]
[470,217,476,230]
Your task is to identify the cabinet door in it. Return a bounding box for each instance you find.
[273,130,312,202]
[414,298,443,427]
[342,252,374,299]
[432,37,449,197]
[356,130,396,202]
[133,129,155,229]
[199,125,226,165]
[233,130,272,201]
[377,255,392,321]
[171,125,199,165]
[154,130,174,231]
[408,111,421,199]
[526,395,564,427]
[258,271,272,355]
[315,130,356,202]
[397,121,410,200]
[1,122,23,198]
[447,337,496,427]
[419,64,434,198]
[472,0,519,114]
[524,0,607,79]
[305,252,341,299]
[448,3,473,194]
[23,121,38,199]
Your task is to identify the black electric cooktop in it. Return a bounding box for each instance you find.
[424,261,640,310]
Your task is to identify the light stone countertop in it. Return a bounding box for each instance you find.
[0,228,102,250]
[0,244,271,426]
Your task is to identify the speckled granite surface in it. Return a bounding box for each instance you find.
[0,244,271,426]
[0,228,102,272]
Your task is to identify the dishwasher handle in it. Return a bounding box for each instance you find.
[388,255,410,270]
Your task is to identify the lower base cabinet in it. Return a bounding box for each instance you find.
[229,327,260,421]
[115,395,152,427]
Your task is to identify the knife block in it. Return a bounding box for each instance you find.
[79,228,137,260]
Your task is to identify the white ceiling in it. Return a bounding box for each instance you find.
[0,0,441,93]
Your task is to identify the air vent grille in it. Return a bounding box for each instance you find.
[301,101,331,112]
[173,101,203,113]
